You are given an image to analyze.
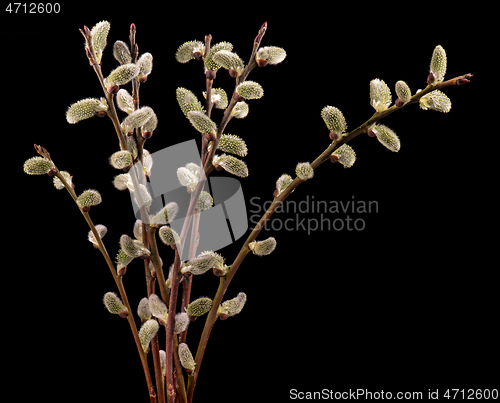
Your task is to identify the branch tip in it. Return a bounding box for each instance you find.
[457,73,473,85]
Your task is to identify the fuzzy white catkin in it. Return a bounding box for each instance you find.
[181,254,217,275]
[235,81,264,100]
[137,52,153,79]
[295,163,314,181]
[23,157,54,175]
[66,98,108,124]
[77,189,102,208]
[103,292,127,315]
[332,144,356,168]
[139,319,159,352]
[430,45,447,84]
[178,343,195,371]
[370,79,392,112]
[137,297,152,321]
[90,21,110,63]
[187,111,217,135]
[321,106,347,135]
[113,40,131,65]
[212,154,248,178]
[121,107,154,134]
[217,292,247,318]
[116,89,135,114]
[105,64,140,87]
[248,237,277,256]
[88,224,108,245]
[186,297,213,317]
[149,294,168,324]
[256,46,287,65]
[371,125,401,152]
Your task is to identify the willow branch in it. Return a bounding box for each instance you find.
[35,148,155,400]
[203,22,268,175]
[312,73,474,169]
[79,27,128,151]
[187,72,473,402]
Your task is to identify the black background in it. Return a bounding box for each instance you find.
[8,2,496,402]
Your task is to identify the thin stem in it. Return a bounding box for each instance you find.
[165,251,181,403]
[173,332,188,403]
[179,209,201,344]
[148,226,170,303]
[151,333,165,403]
